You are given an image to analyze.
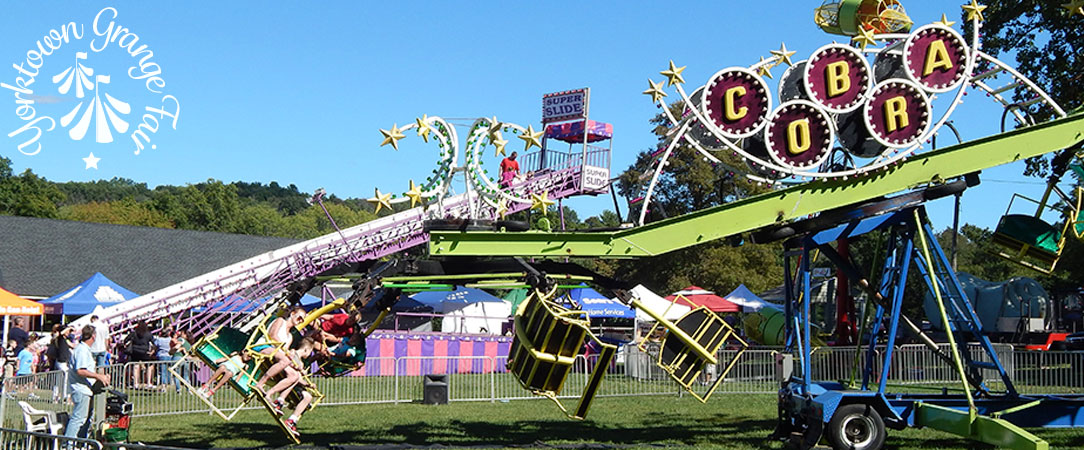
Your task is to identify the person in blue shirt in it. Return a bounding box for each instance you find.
[154,328,173,391]
[64,325,111,439]
[15,343,35,376]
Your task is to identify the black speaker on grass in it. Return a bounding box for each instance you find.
[423,374,448,405]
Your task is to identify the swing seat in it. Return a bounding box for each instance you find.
[192,327,262,397]
[507,290,615,420]
[656,307,747,402]
[991,214,1062,269]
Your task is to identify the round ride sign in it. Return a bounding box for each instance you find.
[864,79,931,148]
[902,24,970,93]
[804,44,871,114]
[702,68,772,139]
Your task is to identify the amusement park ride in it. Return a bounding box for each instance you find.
[61,0,1084,448]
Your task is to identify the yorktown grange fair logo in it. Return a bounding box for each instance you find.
[2,7,180,166]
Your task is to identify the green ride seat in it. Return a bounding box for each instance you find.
[192,327,261,397]
[992,214,1062,264]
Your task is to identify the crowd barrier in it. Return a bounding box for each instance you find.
[1,344,1080,428]
[0,427,100,450]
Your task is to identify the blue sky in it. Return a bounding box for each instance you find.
[0,1,1063,232]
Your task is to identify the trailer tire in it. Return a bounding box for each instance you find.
[826,404,886,450]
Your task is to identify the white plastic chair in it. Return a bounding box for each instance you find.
[18,401,65,435]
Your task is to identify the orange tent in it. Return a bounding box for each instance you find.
[0,287,43,316]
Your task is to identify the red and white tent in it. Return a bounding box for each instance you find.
[666,286,740,313]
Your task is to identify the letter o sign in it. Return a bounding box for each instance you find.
[764,100,834,170]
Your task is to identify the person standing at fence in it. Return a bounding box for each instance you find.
[125,321,156,389]
[65,325,111,439]
[154,327,173,391]
[89,315,110,367]
[9,317,29,355]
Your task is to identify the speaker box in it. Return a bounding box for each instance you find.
[423,374,448,405]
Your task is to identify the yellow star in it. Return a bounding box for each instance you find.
[962,0,987,22]
[770,43,796,67]
[405,180,424,208]
[518,124,544,151]
[492,137,509,157]
[367,188,393,214]
[530,191,555,214]
[495,199,509,218]
[487,117,503,140]
[937,13,957,27]
[415,115,432,143]
[660,61,686,87]
[642,79,667,102]
[1063,0,1084,17]
[853,27,876,50]
[756,57,773,79]
[379,124,406,150]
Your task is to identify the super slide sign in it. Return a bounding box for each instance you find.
[542,88,589,123]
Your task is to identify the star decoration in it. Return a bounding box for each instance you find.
[487,117,503,140]
[962,0,987,22]
[518,124,543,150]
[854,27,877,50]
[937,13,957,27]
[380,124,406,150]
[1063,0,1084,17]
[492,137,509,157]
[495,199,509,218]
[770,43,796,66]
[660,61,686,87]
[404,180,424,208]
[415,115,432,143]
[367,188,393,214]
[530,191,555,214]
[756,57,774,79]
[83,153,101,170]
[643,79,667,102]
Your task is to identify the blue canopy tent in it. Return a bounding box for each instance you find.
[568,285,635,319]
[410,287,506,313]
[41,272,139,315]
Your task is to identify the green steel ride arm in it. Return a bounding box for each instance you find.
[430,113,1084,258]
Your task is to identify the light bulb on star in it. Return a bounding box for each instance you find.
[530,191,555,214]
[367,188,393,214]
[962,0,987,22]
[405,180,424,208]
[380,124,406,150]
[643,79,667,102]
[415,115,432,143]
[495,199,509,219]
[518,124,543,151]
[660,61,686,87]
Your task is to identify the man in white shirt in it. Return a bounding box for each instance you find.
[89,315,110,367]
[65,325,111,439]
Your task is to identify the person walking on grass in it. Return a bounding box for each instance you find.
[65,325,111,439]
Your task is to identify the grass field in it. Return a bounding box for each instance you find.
[128,394,1084,449]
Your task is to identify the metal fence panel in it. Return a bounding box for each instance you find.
[3,345,1082,428]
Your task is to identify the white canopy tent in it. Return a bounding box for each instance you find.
[622,284,691,322]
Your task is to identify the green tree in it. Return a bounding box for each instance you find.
[972,1,1084,177]
[59,199,174,228]
[0,157,66,218]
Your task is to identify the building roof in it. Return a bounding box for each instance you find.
[0,215,299,299]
